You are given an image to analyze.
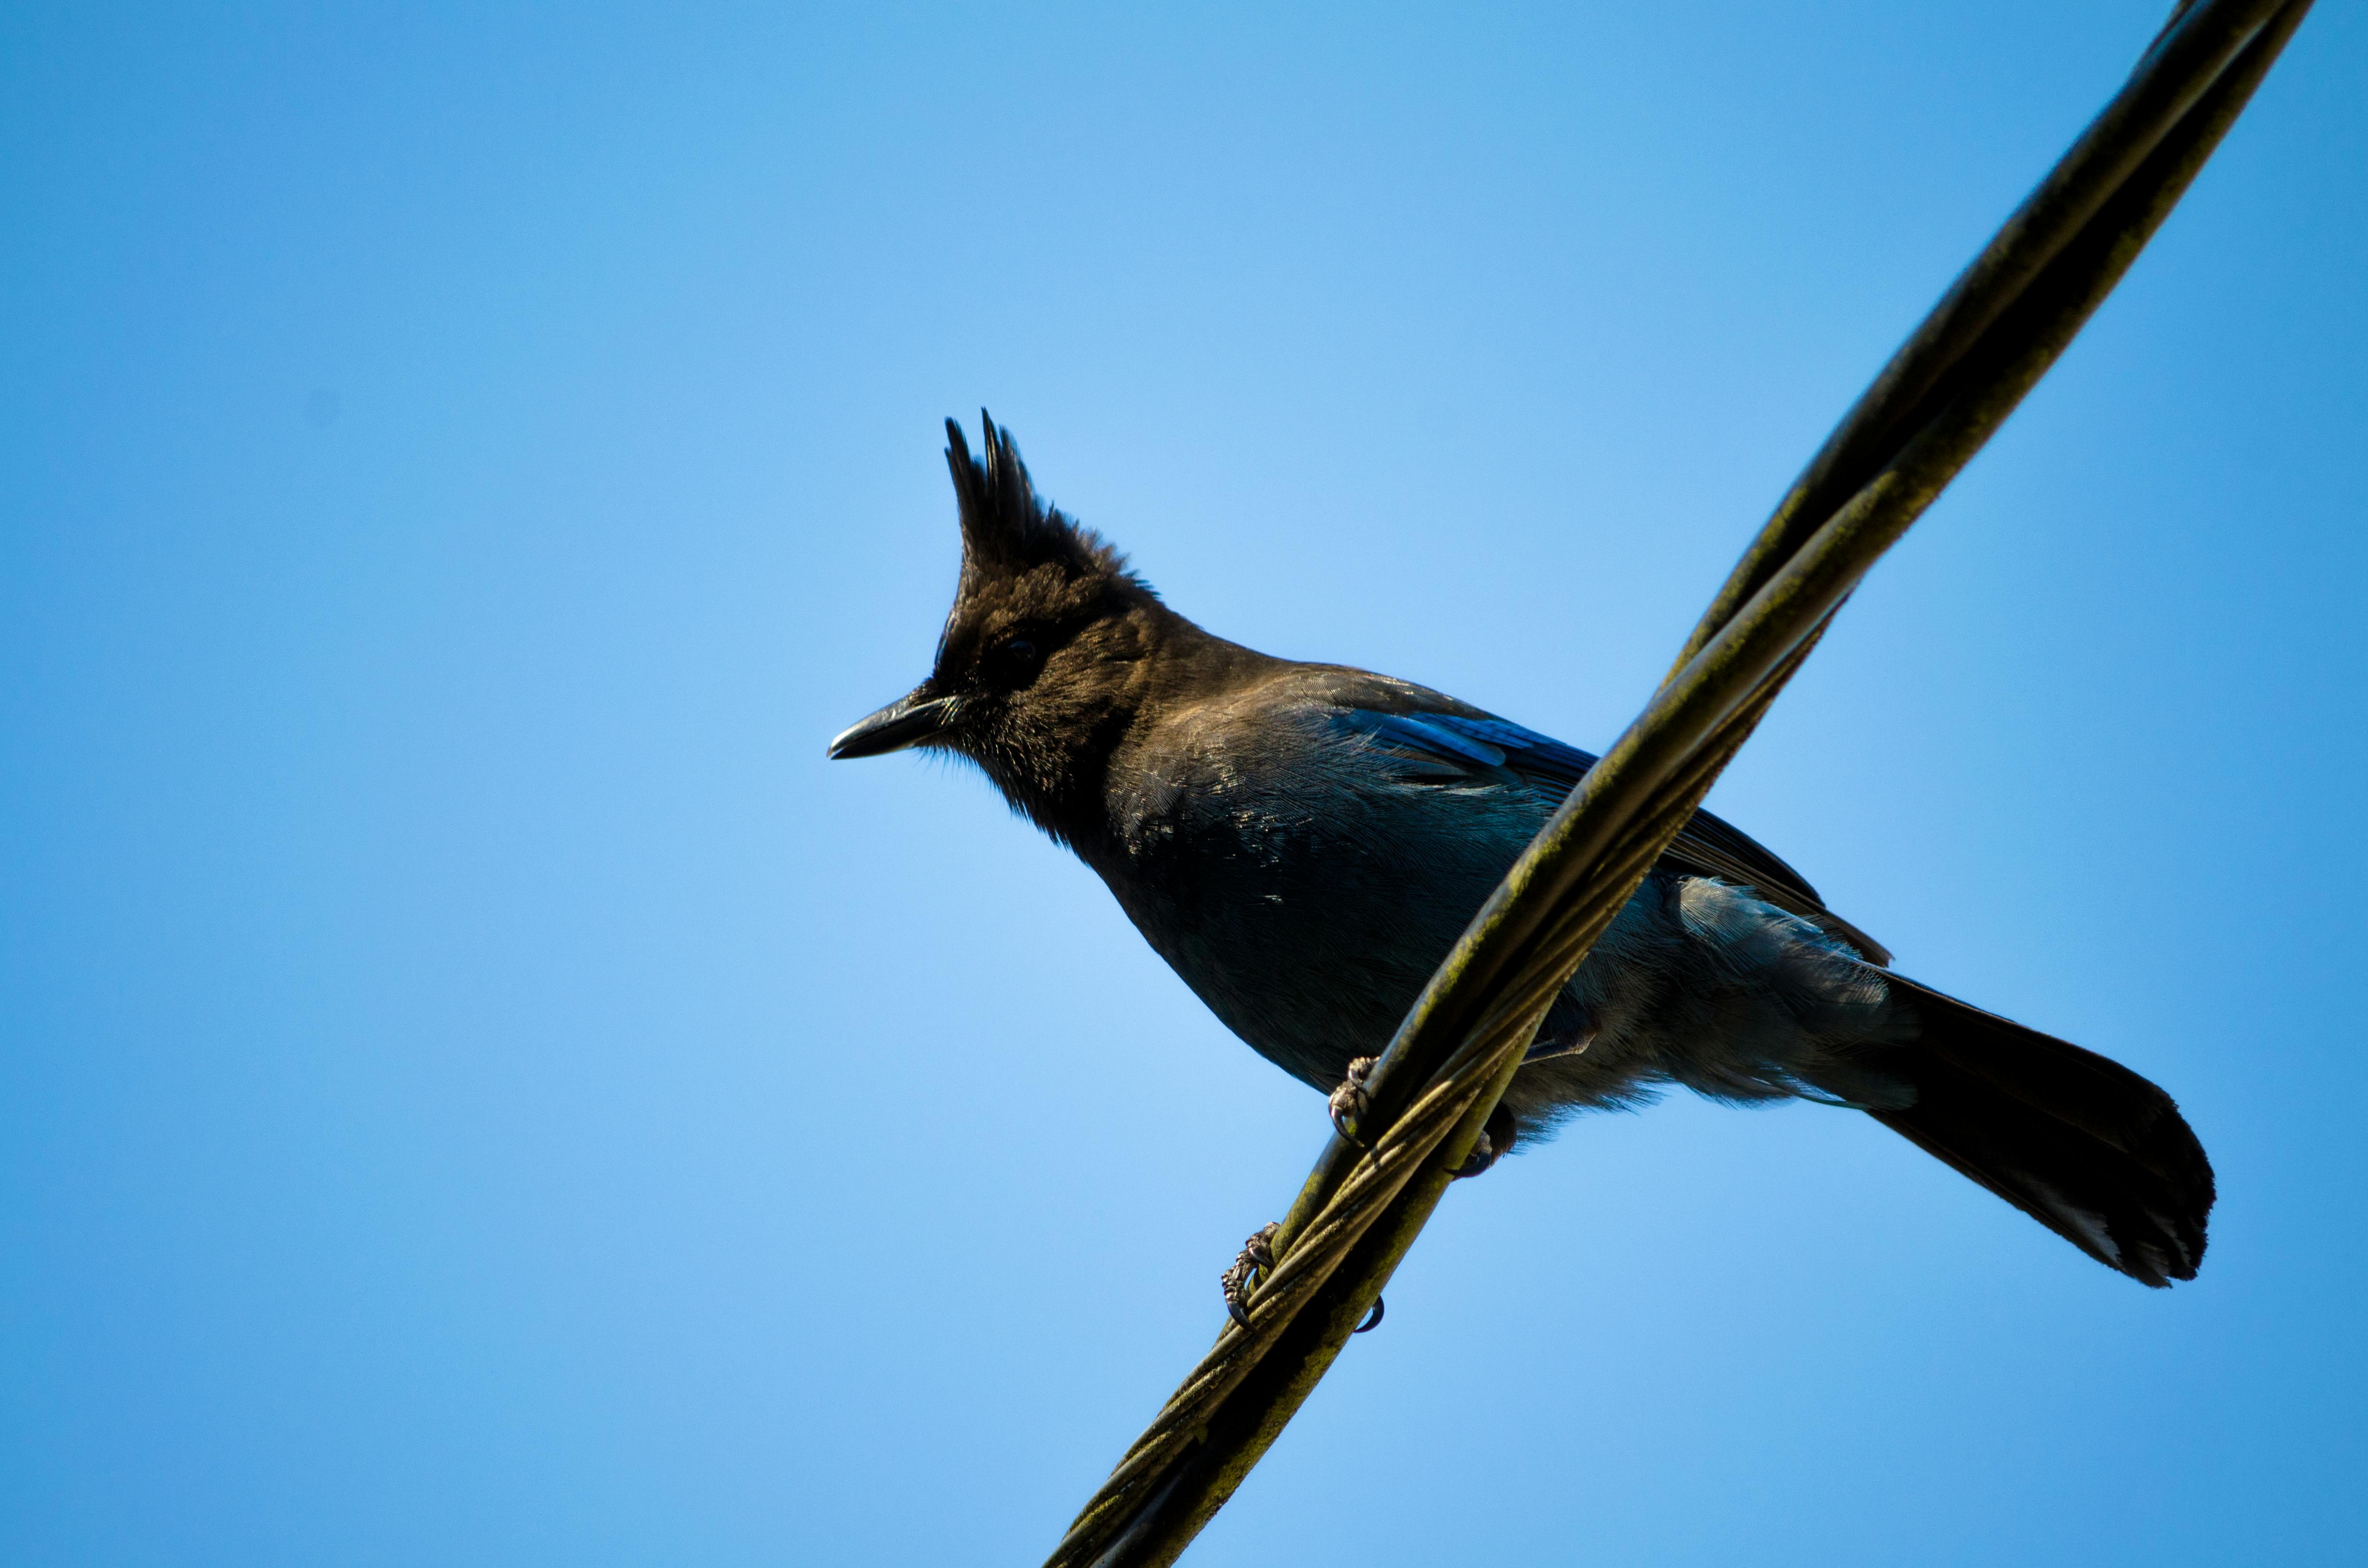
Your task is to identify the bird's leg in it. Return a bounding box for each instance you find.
[1220,1222,1281,1329]
[1448,1102,1518,1179]
[1328,1055,1379,1145]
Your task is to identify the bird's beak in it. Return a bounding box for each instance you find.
[827,690,958,759]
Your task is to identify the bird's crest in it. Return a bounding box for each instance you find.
[945,413,1142,590]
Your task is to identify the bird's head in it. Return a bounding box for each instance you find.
[828,415,1169,837]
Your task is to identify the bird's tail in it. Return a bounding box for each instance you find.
[1849,977,2214,1287]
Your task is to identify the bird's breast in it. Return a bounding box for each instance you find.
[1089,728,1552,1089]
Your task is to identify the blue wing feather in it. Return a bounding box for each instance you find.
[1331,701,1892,965]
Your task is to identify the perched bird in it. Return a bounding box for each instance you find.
[831,416,2214,1287]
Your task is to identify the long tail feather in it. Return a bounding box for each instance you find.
[1862,978,2214,1287]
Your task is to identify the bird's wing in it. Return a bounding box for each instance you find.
[1326,694,1892,966]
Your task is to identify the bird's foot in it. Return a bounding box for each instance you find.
[1220,1222,1281,1329]
[1446,1131,1496,1179]
[1448,1102,1518,1179]
[1328,1056,1379,1145]
[1353,1296,1384,1333]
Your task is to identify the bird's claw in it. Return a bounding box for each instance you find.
[1447,1129,1496,1179]
[1354,1296,1384,1333]
[1328,1056,1379,1145]
[1220,1222,1281,1330]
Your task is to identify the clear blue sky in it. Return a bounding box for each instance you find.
[5,4,2362,1564]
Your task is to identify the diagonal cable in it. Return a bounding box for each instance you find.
[1043,4,2315,1563]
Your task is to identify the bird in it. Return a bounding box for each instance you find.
[829,415,2214,1288]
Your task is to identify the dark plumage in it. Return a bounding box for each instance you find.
[830,415,2215,1287]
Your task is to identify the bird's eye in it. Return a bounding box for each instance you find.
[991,636,1043,684]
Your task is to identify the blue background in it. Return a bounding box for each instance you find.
[5,3,2362,1563]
